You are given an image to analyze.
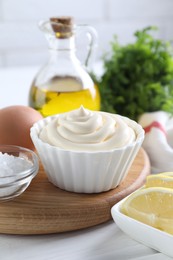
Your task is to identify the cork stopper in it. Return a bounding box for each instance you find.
[50,16,74,39]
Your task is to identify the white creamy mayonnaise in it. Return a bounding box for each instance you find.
[39,106,136,151]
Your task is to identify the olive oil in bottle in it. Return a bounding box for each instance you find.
[29,76,100,117]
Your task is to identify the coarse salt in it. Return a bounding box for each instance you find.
[0,152,33,198]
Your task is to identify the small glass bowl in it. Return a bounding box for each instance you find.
[0,145,39,201]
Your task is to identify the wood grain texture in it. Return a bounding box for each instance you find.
[0,148,150,235]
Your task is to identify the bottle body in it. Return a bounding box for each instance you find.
[29,76,100,117]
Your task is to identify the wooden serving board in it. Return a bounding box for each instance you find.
[0,148,150,235]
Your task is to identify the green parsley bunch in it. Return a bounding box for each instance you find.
[98,27,173,121]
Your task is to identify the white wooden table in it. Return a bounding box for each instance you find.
[0,66,171,260]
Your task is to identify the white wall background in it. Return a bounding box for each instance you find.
[0,0,173,68]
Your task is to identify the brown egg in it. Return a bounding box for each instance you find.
[0,105,43,150]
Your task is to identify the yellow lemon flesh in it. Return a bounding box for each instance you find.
[121,187,173,235]
[145,173,173,188]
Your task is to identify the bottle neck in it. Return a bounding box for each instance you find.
[48,36,80,65]
[48,36,75,51]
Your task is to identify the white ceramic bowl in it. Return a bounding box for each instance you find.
[30,115,144,193]
[111,193,173,258]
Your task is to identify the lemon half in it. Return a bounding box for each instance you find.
[145,173,173,188]
[121,187,173,235]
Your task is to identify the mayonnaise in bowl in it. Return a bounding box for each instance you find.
[39,106,136,151]
[30,106,144,193]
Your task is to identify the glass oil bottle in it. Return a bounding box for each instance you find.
[29,16,100,117]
